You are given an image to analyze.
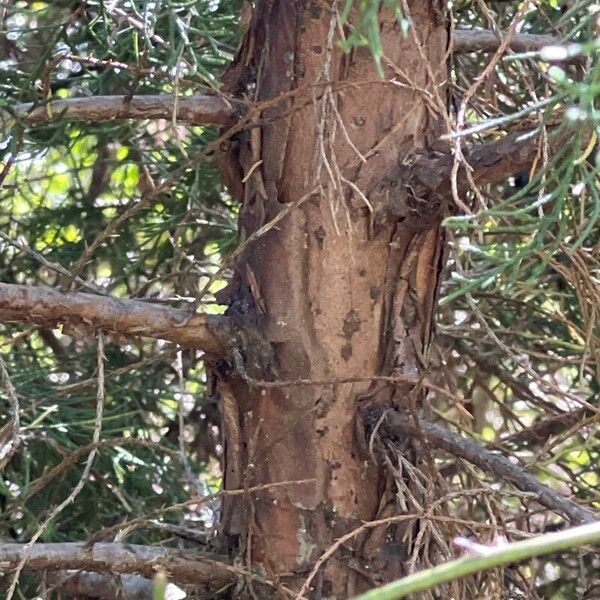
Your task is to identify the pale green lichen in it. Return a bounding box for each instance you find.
[297,514,317,565]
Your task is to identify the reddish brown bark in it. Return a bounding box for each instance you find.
[217,2,448,596]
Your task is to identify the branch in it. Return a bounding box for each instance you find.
[364,408,597,524]
[0,542,235,588]
[2,32,576,132]
[430,128,570,191]
[453,28,575,59]
[0,283,234,354]
[7,94,240,127]
[501,407,589,447]
[373,128,574,228]
[49,571,186,600]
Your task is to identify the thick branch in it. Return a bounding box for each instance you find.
[364,408,597,524]
[427,128,569,191]
[373,128,572,228]
[8,94,240,127]
[0,542,234,588]
[453,28,567,57]
[0,283,234,354]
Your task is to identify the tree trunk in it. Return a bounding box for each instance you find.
[217,1,448,596]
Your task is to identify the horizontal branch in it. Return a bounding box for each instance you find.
[364,408,597,525]
[2,30,576,131]
[0,542,235,588]
[453,28,567,57]
[8,94,240,127]
[431,128,570,191]
[501,407,589,447]
[49,571,186,600]
[0,283,234,354]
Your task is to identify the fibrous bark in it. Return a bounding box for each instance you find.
[217,1,448,597]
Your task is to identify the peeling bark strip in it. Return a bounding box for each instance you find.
[8,94,240,127]
[0,283,233,353]
[366,408,597,525]
[217,1,448,596]
[0,542,235,588]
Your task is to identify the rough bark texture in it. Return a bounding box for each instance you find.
[217,2,447,597]
[0,282,234,354]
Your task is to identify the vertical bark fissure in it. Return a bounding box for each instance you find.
[217,1,448,596]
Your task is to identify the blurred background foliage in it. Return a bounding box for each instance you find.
[0,0,599,598]
[0,2,240,593]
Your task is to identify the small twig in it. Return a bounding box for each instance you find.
[0,356,20,470]
[296,486,533,600]
[0,231,106,295]
[175,350,206,496]
[192,186,320,307]
[87,479,315,545]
